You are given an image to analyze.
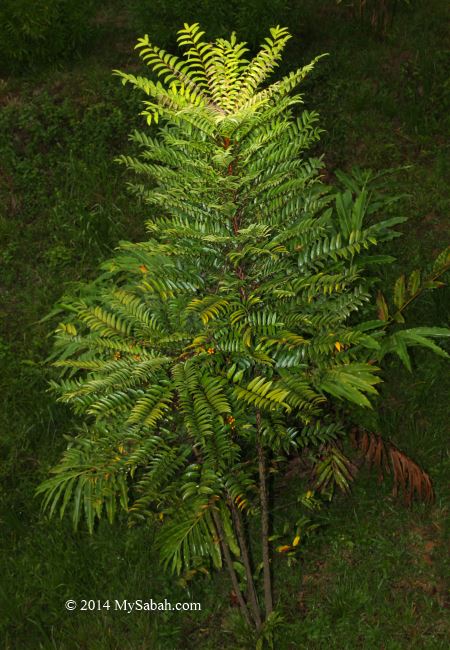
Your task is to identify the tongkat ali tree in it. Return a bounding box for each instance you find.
[38,24,450,641]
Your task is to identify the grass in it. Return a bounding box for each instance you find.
[1,1,449,647]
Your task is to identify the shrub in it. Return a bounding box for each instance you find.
[0,0,96,73]
[38,24,449,642]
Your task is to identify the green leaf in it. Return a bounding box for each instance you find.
[393,274,406,309]
[388,334,412,371]
[376,291,389,321]
[407,269,421,296]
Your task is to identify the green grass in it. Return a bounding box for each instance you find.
[1,1,449,647]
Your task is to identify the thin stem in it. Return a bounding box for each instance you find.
[229,497,262,630]
[256,411,273,617]
[212,509,253,628]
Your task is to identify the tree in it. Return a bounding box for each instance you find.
[38,24,449,641]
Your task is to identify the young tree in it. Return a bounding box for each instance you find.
[38,24,449,640]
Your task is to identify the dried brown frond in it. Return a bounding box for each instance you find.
[351,429,435,506]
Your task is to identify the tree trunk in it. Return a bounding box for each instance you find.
[256,410,273,617]
[229,497,262,630]
[212,509,253,628]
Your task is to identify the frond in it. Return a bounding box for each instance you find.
[236,26,292,106]
[296,419,346,448]
[314,445,358,494]
[126,383,175,427]
[36,431,129,533]
[379,327,450,370]
[157,500,222,574]
[135,33,209,105]
[352,429,434,505]
[233,375,291,412]
[315,362,382,408]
